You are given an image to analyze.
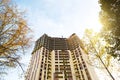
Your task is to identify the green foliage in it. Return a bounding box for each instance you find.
[82,29,112,68]
[82,29,115,79]
[99,0,120,59]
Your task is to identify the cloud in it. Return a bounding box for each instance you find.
[14,0,101,39]
[25,0,100,40]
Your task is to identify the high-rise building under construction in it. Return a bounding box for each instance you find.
[25,33,98,80]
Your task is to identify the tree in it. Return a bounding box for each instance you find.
[99,0,120,59]
[82,29,115,80]
[0,0,31,75]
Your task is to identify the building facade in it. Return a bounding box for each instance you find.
[25,33,98,80]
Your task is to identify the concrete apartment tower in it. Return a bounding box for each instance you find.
[25,33,98,80]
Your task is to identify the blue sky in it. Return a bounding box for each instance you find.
[5,0,106,80]
[13,0,101,39]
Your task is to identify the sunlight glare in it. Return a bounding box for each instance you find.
[85,18,102,32]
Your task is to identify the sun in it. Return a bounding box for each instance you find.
[85,18,102,33]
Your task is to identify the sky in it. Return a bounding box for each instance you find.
[14,0,102,39]
[4,0,112,80]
